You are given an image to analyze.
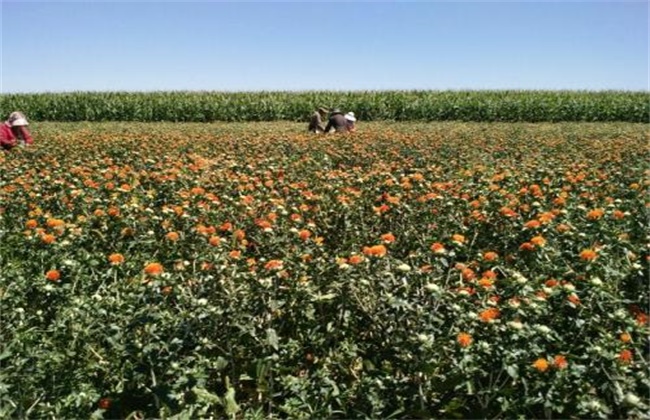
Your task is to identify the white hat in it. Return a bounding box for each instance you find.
[11,118,29,127]
[344,112,356,122]
[8,112,28,126]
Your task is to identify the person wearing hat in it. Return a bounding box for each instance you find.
[1,111,33,151]
[308,107,328,133]
[323,108,349,133]
[344,112,357,133]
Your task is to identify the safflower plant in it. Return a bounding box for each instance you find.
[0,121,648,419]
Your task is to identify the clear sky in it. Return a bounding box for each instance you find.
[1,1,648,93]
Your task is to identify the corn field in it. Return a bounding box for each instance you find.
[2,90,648,122]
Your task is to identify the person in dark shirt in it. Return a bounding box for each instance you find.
[308,107,328,133]
[323,109,349,133]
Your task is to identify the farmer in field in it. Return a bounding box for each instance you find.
[308,107,328,133]
[344,112,357,132]
[1,111,33,151]
[323,108,349,133]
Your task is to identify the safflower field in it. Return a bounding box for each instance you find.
[1,115,649,418]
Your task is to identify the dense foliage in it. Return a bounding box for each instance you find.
[2,90,649,122]
[1,122,648,419]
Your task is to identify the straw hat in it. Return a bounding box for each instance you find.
[344,112,356,122]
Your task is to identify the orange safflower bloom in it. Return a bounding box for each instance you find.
[620,333,631,343]
[579,249,598,261]
[586,208,604,220]
[229,250,241,259]
[500,207,518,218]
[612,210,625,220]
[478,307,500,322]
[381,233,396,243]
[530,236,546,247]
[108,253,125,265]
[553,196,566,206]
[45,269,61,282]
[519,242,535,252]
[25,219,38,229]
[619,349,633,364]
[373,204,390,214]
[420,265,433,273]
[107,207,120,217]
[234,229,246,241]
[46,218,65,228]
[545,279,559,287]
[290,213,302,222]
[264,259,284,271]
[430,242,446,254]
[457,286,476,296]
[457,332,472,347]
[298,229,312,241]
[363,245,387,257]
[532,358,549,372]
[208,236,221,246]
[144,262,164,276]
[553,355,568,369]
[478,278,494,288]
[568,293,581,305]
[556,223,571,233]
[41,234,56,244]
[461,268,476,281]
[348,255,364,265]
[257,220,272,229]
[483,251,498,262]
[538,212,556,223]
[524,220,541,229]
[451,234,466,244]
[386,195,400,204]
[196,225,213,236]
[165,231,180,242]
[220,222,233,231]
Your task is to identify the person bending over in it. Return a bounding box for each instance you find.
[1,112,33,151]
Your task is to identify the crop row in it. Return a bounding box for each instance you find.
[2,90,649,122]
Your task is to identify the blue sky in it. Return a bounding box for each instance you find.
[1,1,648,92]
